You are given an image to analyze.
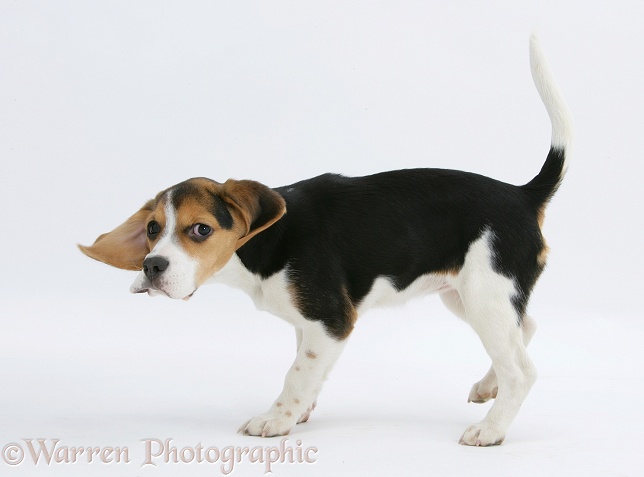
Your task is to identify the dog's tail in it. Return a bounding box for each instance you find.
[521,35,573,206]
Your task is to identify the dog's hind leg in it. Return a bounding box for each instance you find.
[440,289,537,403]
[466,315,537,403]
[453,231,537,446]
[440,288,499,402]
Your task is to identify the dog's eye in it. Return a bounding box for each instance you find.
[192,223,212,238]
[147,221,161,238]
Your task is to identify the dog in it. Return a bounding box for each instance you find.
[79,36,572,446]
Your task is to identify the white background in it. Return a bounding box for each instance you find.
[1,1,643,476]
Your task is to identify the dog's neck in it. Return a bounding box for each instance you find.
[234,196,291,279]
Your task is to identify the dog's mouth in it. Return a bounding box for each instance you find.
[130,279,196,301]
[183,290,195,301]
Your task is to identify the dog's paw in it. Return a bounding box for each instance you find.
[468,379,498,404]
[238,411,297,438]
[459,423,505,447]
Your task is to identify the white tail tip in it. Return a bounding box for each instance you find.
[529,35,574,151]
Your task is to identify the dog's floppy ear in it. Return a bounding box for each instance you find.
[221,179,286,249]
[78,200,154,271]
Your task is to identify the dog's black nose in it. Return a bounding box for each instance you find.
[143,256,169,281]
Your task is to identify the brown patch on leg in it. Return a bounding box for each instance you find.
[305,350,317,359]
[437,265,462,276]
[537,242,550,267]
[285,411,292,417]
[536,205,550,267]
[338,291,359,340]
[287,283,358,340]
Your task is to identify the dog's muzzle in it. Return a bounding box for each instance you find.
[130,256,196,301]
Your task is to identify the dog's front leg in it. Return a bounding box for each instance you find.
[294,327,315,424]
[239,320,346,437]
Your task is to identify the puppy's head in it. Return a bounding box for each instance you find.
[79,178,286,300]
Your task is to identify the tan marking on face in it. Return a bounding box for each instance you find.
[169,182,248,288]
[276,402,283,407]
[294,398,300,404]
[179,200,241,284]
[285,411,292,417]
[157,177,286,290]
[145,197,168,248]
[305,350,317,359]
[295,365,301,372]
[80,176,285,284]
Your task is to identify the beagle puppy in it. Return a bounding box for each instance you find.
[79,36,572,446]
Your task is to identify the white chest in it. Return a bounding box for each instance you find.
[208,255,304,325]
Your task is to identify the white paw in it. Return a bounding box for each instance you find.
[238,402,312,437]
[238,410,297,437]
[468,379,498,403]
[459,423,505,446]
